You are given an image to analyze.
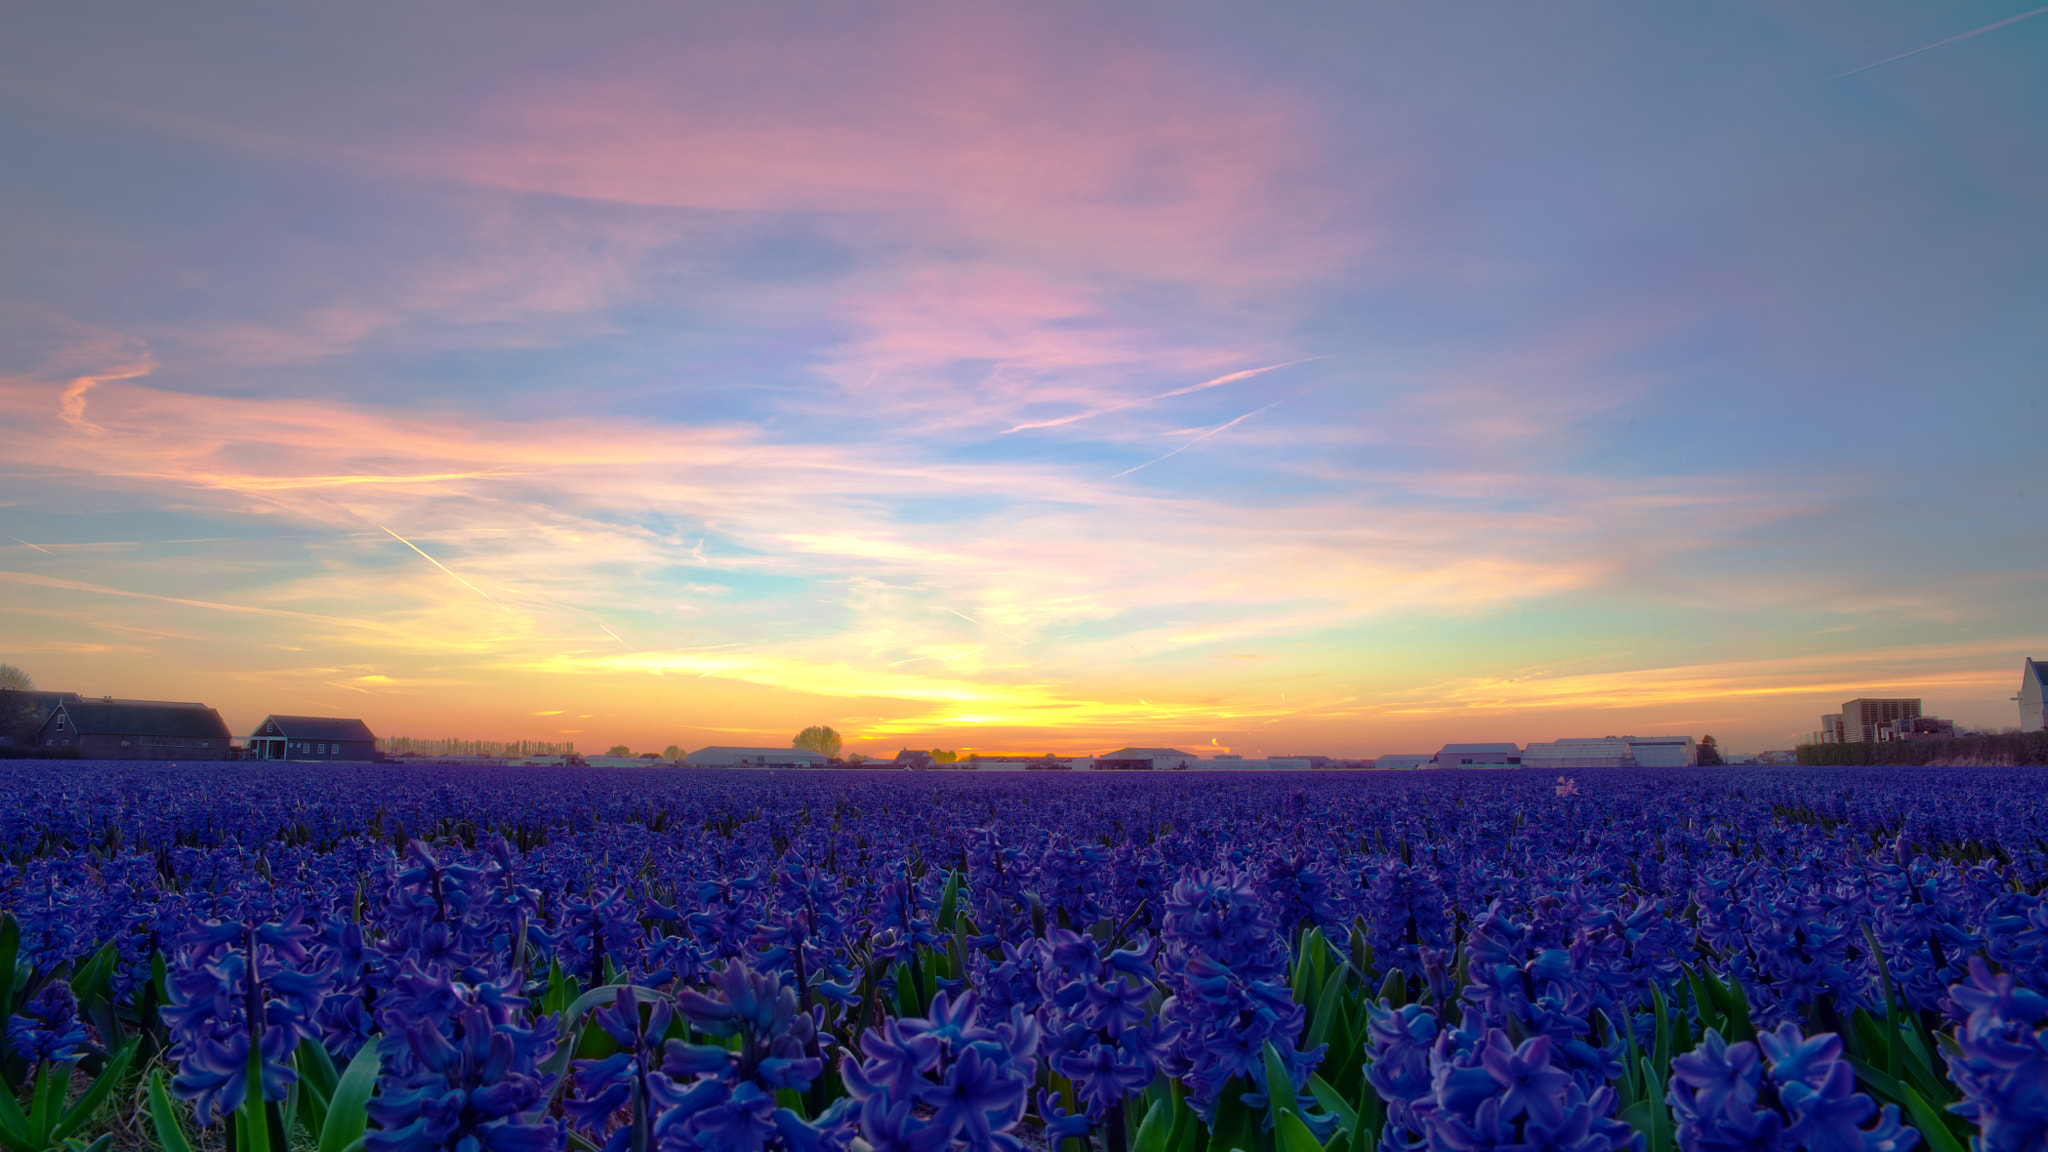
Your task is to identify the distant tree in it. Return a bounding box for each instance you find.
[0,664,30,691]
[930,749,957,763]
[607,744,632,757]
[0,691,34,748]
[794,726,843,757]
[663,744,682,760]
[1698,735,1724,767]
[846,752,867,764]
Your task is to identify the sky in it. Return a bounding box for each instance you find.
[1,2,2045,758]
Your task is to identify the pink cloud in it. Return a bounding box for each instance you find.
[391,5,1355,287]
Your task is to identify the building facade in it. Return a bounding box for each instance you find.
[34,698,232,760]
[1839,698,1921,745]
[248,716,378,761]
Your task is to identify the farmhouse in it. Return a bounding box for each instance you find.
[0,690,83,748]
[248,715,378,761]
[35,698,232,760]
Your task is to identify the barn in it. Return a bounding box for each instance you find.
[35,698,233,760]
[248,715,379,761]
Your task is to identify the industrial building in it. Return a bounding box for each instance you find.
[1814,698,1927,744]
[1839,698,1922,744]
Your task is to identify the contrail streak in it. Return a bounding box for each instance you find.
[377,525,516,614]
[1829,5,2048,79]
[1111,386,1317,479]
[889,647,983,667]
[1003,357,1325,434]
[945,607,1024,643]
[5,536,52,554]
[592,618,635,650]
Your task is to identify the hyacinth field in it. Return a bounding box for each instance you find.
[3,764,2047,1152]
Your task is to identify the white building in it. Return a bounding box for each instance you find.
[1522,736,1696,768]
[2022,659,2048,733]
[1432,743,1522,767]
[684,746,832,768]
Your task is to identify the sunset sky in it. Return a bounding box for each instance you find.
[2,2,2044,757]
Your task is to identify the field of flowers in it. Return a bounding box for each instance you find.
[2,762,2045,1152]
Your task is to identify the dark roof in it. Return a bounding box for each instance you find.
[1098,747,1197,759]
[2,690,82,717]
[2031,659,2048,686]
[1437,743,1521,755]
[257,715,377,741]
[60,701,231,739]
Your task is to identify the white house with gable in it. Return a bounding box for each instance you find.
[2021,659,2048,732]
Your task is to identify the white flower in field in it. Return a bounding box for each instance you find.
[1554,776,1579,797]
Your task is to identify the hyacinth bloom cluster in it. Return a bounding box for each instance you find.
[5,978,87,1066]
[1461,901,1626,1089]
[1157,868,1325,1123]
[1367,997,1638,1152]
[1944,958,2048,1152]
[1360,859,1454,984]
[364,973,563,1152]
[1668,1025,1916,1152]
[161,912,332,1126]
[565,988,674,1152]
[842,989,1039,1152]
[568,959,855,1152]
[752,851,859,1010]
[1035,928,1176,1122]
